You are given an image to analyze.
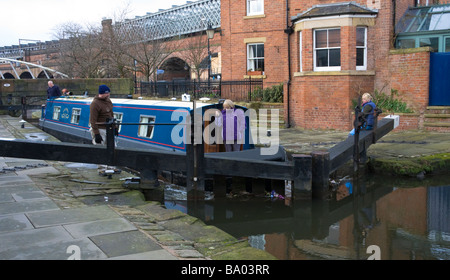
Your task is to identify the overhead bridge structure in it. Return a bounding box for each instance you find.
[114,0,220,42]
[0,57,69,80]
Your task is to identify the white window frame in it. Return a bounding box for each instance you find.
[138,115,156,139]
[114,112,124,133]
[299,31,303,72]
[313,28,341,72]
[247,0,264,16]
[70,108,82,124]
[356,27,367,70]
[247,43,264,71]
[53,106,61,120]
[445,36,450,52]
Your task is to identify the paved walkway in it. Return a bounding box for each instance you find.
[0,116,186,260]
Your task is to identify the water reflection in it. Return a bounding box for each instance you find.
[158,175,450,260]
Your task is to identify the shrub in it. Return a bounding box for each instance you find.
[352,88,413,113]
[250,83,283,103]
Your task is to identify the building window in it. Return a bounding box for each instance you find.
[70,108,81,124]
[314,28,341,71]
[114,112,123,133]
[247,0,264,16]
[138,115,155,139]
[53,106,61,120]
[445,37,450,52]
[396,38,416,49]
[247,43,264,71]
[419,37,439,52]
[356,27,367,70]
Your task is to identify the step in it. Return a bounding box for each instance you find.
[425,106,450,114]
[424,114,450,118]
[423,122,450,127]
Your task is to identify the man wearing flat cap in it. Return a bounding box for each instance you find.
[89,85,114,145]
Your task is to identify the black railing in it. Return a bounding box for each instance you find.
[138,79,263,102]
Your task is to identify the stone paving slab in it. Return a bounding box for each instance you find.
[0,214,34,234]
[11,190,47,201]
[0,238,108,260]
[89,230,163,258]
[0,174,35,185]
[63,217,137,239]
[107,250,178,260]
[0,199,59,216]
[0,226,73,252]
[26,205,121,228]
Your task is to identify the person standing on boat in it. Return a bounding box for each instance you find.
[215,99,246,152]
[89,85,114,145]
[46,81,62,99]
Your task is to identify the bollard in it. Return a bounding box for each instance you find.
[105,118,116,165]
[311,151,330,199]
[292,154,312,200]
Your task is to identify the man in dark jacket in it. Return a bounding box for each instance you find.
[47,81,62,99]
[89,85,114,145]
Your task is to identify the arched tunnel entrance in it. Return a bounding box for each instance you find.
[158,57,190,81]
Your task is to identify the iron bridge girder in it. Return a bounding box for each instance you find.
[114,0,220,42]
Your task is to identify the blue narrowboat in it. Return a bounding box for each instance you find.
[39,96,259,154]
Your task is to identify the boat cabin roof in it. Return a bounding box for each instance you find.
[55,96,214,110]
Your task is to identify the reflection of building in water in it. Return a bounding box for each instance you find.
[248,235,266,251]
[260,186,450,260]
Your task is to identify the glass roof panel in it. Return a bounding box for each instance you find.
[396,4,450,34]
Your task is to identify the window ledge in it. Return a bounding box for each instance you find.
[244,74,267,79]
[294,70,375,77]
[244,14,266,19]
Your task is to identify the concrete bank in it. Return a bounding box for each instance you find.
[0,115,276,260]
[278,126,450,177]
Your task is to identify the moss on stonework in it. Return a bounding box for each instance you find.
[369,153,450,176]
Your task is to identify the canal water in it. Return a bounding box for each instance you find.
[153,173,450,260]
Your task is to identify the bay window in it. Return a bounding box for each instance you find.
[314,28,341,71]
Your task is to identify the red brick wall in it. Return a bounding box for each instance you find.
[221,0,288,87]
[387,48,430,114]
[380,113,421,131]
[280,0,429,130]
[289,75,374,130]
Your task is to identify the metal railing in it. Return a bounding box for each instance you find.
[137,78,263,102]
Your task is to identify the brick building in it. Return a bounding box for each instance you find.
[221,0,450,130]
[2,0,449,131]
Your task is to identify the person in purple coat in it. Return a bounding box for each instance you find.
[215,99,246,152]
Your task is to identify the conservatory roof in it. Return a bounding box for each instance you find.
[396,4,450,34]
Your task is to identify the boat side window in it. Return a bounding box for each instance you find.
[114,112,123,133]
[138,115,156,139]
[53,106,61,120]
[71,108,81,124]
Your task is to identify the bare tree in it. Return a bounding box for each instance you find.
[114,20,182,82]
[181,32,209,80]
[53,22,105,78]
[100,2,136,78]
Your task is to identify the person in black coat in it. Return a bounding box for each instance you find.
[47,81,62,99]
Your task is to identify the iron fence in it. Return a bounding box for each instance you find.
[137,79,263,102]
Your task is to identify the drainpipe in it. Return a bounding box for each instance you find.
[284,0,293,128]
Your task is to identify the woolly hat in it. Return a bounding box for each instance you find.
[98,85,110,94]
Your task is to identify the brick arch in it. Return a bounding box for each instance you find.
[158,56,190,81]
[2,72,15,79]
[19,71,33,79]
[37,71,53,79]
